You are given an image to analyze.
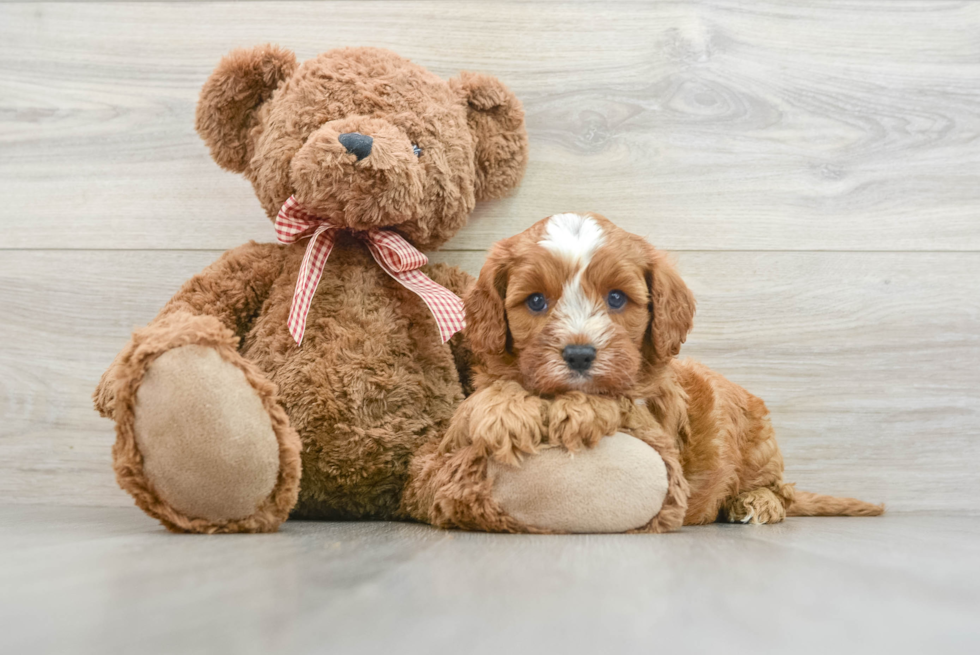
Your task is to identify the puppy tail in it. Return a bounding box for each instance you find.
[786,489,884,517]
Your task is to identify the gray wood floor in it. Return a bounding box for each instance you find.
[1,507,978,655]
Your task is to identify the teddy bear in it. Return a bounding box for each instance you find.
[93,45,528,534]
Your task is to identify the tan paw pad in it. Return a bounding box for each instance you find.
[489,432,669,533]
[133,345,280,522]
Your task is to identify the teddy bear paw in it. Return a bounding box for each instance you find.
[488,433,669,533]
[132,345,283,523]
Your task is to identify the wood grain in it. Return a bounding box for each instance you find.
[2,250,977,510]
[1,1,978,251]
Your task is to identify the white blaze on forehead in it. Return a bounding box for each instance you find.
[538,213,606,269]
[538,214,614,348]
[556,280,615,348]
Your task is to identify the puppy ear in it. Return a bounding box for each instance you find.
[451,72,529,201]
[195,44,297,173]
[643,245,696,364]
[465,242,513,358]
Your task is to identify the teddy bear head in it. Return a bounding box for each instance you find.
[195,45,528,250]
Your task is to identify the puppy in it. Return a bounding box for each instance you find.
[452,212,883,525]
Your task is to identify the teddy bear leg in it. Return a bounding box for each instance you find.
[109,313,301,533]
[488,433,672,533]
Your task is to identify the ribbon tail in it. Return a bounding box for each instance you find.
[388,269,467,343]
[287,226,335,345]
[364,236,465,342]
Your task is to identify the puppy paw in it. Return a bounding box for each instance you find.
[440,380,548,466]
[548,392,622,452]
[721,488,787,525]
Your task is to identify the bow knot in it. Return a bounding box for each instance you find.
[275,196,465,345]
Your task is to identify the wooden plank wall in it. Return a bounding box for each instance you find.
[1,1,978,511]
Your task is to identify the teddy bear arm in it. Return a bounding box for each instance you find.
[92,242,301,533]
[156,241,287,340]
[93,241,286,418]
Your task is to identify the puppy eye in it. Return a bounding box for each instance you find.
[607,289,628,310]
[412,144,423,157]
[525,293,548,313]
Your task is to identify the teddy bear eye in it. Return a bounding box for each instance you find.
[525,293,548,313]
[607,290,627,311]
[412,144,422,157]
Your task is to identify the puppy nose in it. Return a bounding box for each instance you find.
[338,132,373,161]
[562,344,596,373]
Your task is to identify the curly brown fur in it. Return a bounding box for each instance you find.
[548,392,623,452]
[94,241,288,417]
[618,399,690,533]
[252,243,475,519]
[785,489,885,517]
[454,213,882,527]
[95,46,527,532]
[101,242,479,523]
[196,44,298,174]
[450,71,529,201]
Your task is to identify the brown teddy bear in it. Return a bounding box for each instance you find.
[93,45,528,534]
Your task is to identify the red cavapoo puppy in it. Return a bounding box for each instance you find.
[449,212,884,525]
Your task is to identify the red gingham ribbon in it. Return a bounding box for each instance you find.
[275,195,466,345]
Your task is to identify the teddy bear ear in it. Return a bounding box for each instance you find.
[450,72,529,201]
[195,44,297,173]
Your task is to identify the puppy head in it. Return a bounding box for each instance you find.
[466,213,695,396]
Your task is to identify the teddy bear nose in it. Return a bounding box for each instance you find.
[562,344,596,373]
[338,132,373,161]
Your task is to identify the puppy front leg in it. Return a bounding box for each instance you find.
[439,379,548,466]
[548,392,623,452]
